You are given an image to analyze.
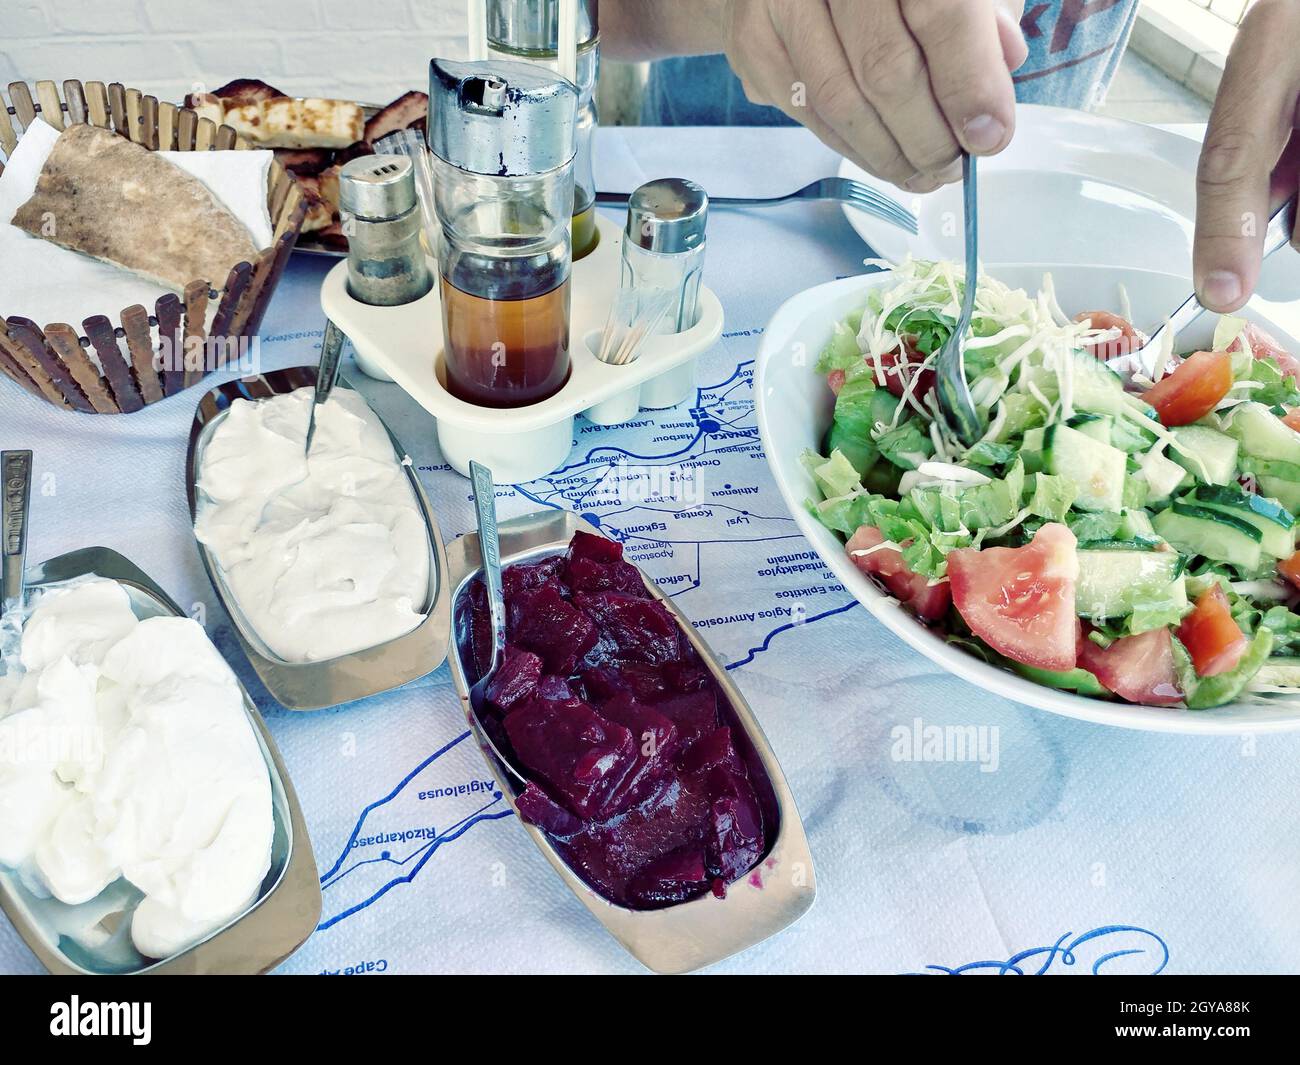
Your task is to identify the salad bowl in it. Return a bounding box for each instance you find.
[756,262,1300,733]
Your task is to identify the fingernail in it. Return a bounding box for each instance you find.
[903,173,931,194]
[1201,269,1242,309]
[963,114,1006,153]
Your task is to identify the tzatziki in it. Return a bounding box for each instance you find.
[194,386,429,663]
[0,578,274,958]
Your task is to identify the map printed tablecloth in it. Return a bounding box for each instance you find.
[4,127,1300,975]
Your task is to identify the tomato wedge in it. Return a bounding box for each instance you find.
[1232,322,1300,382]
[1279,551,1300,590]
[1177,586,1248,677]
[1281,408,1300,433]
[947,523,1080,671]
[1142,350,1234,426]
[1074,310,1141,361]
[879,336,936,401]
[846,525,951,622]
[1078,627,1183,706]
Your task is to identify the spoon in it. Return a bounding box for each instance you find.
[2,450,32,618]
[1106,197,1299,375]
[1,450,32,664]
[304,320,346,456]
[466,460,525,784]
[933,154,983,446]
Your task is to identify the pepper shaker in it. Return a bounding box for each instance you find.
[339,154,433,307]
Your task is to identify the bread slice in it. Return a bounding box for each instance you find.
[11,124,259,291]
[189,92,364,149]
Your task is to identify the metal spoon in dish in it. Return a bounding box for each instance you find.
[933,154,983,445]
[466,460,526,784]
[1,450,33,658]
[304,320,347,456]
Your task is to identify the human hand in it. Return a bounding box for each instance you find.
[1194,0,1300,312]
[720,0,1028,192]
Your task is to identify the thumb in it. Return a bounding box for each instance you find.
[1194,2,1299,312]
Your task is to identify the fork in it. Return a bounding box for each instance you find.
[596,177,918,234]
[1106,197,1299,375]
[933,154,983,446]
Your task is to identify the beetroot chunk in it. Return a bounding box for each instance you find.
[504,694,638,819]
[574,591,681,665]
[625,846,710,908]
[511,584,598,675]
[656,691,721,752]
[568,530,625,563]
[485,645,543,713]
[516,782,585,837]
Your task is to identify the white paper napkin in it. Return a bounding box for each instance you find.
[0,118,274,330]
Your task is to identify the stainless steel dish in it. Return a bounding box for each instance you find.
[185,365,450,711]
[0,546,320,974]
[446,509,817,974]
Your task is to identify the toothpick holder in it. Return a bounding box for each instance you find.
[319,213,724,484]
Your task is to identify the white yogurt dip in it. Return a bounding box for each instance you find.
[194,386,429,663]
[0,578,274,959]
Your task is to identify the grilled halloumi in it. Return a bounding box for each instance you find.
[189,93,364,149]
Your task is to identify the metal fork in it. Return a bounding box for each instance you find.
[596,177,918,234]
[934,154,983,446]
[1106,197,1299,375]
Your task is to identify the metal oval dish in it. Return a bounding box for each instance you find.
[446,509,817,974]
[185,365,451,711]
[0,547,320,975]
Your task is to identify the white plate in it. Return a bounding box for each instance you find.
[756,262,1300,734]
[839,105,1201,274]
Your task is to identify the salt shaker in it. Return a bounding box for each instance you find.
[339,154,433,307]
[622,178,709,336]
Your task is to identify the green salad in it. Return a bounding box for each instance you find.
[805,258,1300,709]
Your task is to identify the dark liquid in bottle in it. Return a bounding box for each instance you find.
[442,273,571,408]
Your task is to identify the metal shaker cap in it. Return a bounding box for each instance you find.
[427,58,578,176]
[338,154,417,220]
[486,0,598,53]
[625,178,709,254]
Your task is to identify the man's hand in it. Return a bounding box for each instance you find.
[720,0,1027,191]
[1195,0,1300,312]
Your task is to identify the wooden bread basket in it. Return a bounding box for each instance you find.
[0,79,307,414]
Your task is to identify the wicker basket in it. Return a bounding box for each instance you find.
[0,79,307,414]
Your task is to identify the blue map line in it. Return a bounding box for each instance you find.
[321,794,506,891]
[319,730,475,882]
[318,803,514,931]
[725,600,861,671]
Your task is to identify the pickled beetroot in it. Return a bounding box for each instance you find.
[469,531,769,909]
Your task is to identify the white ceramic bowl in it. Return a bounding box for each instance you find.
[756,263,1300,733]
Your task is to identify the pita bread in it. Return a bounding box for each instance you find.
[11,124,260,292]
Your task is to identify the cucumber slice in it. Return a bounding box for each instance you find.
[1227,401,1300,464]
[1258,475,1300,516]
[1152,501,1263,570]
[1044,423,1126,512]
[1119,509,1156,539]
[1140,446,1192,504]
[1067,413,1112,445]
[1076,547,1187,620]
[1169,424,1239,486]
[1250,657,1300,689]
[1068,353,1129,417]
[1188,485,1295,558]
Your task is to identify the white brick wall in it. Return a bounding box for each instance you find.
[1,0,470,105]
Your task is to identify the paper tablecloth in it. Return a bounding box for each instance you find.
[3,126,1300,975]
